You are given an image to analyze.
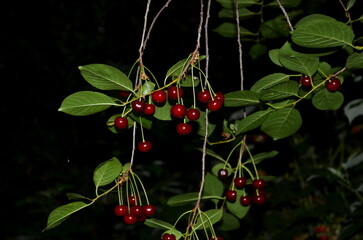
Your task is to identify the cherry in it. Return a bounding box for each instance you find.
[130,205,144,217]
[123,214,137,224]
[143,204,156,217]
[137,140,152,152]
[152,90,167,104]
[214,92,225,102]
[315,225,327,233]
[234,177,247,189]
[326,77,341,92]
[225,190,237,202]
[137,214,147,222]
[240,195,251,206]
[318,235,328,240]
[197,90,211,103]
[118,90,132,98]
[186,108,200,121]
[218,169,229,179]
[170,104,187,118]
[207,100,223,111]
[143,103,155,115]
[128,195,139,206]
[131,100,145,113]
[168,86,184,100]
[114,116,128,130]
[114,204,128,216]
[252,194,266,205]
[252,179,266,189]
[162,233,176,240]
[300,75,312,87]
[176,123,192,135]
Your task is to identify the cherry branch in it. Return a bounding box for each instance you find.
[276,0,294,32]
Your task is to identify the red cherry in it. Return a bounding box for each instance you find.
[168,86,184,100]
[123,214,137,224]
[162,233,176,240]
[234,177,247,189]
[137,140,152,152]
[143,205,156,217]
[214,92,225,102]
[240,195,251,206]
[186,108,200,121]
[132,100,145,113]
[128,195,139,206]
[326,77,341,92]
[114,116,128,130]
[118,90,132,98]
[225,190,237,202]
[252,194,266,205]
[207,100,223,111]
[176,123,192,135]
[143,103,155,115]
[252,179,266,189]
[152,90,167,104]
[315,225,327,233]
[318,235,328,240]
[114,205,128,216]
[170,104,187,118]
[130,205,144,217]
[137,214,147,222]
[197,90,211,103]
[218,169,229,179]
[300,75,312,87]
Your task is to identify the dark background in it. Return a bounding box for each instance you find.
[1,0,362,240]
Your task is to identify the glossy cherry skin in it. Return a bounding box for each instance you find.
[123,214,137,224]
[214,92,225,102]
[300,75,312,87]
[176,123,192,135]
[252,179,266,189]
[197,90,211,103]
[152,90,167,104]
[225,190,237,202]
[240,195,251,206]
[143,204,156,217]
[326,77,341,92]
[132,100,145,113]
[207,100,223,111]
[234,177,247,189]
[130,205,144,217]
[143,103,155,115]
[186,108,200,121]
[168,86,184,100]
[114,204,128,216]
[137,140,152,152]
[162,233,176,240]
[128,195,139,206]
[114,116,128,130]
[218,169,229,179]
[170,104,187,118]
[252,194,266,205]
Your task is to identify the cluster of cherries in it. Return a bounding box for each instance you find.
[218,168,267,206]
[113,195,156,225]
[113,85,224,152]
[300,75,341,92]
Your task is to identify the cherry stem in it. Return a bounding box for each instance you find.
[245,142,259,179]
[131,170,150,205]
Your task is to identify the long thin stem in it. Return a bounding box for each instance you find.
[276,0,294,31]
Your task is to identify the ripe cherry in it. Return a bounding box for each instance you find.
[225,190,237,202]
[252,179,266,189]
[137,140,152,152]
[114,204,128,216]
[168,86,184,100]
[162,233,176,240]
[252,194,266,205]
[118,90,132,98]
[318,235,328,240]
[128,195,139,206]
[123,214,137,224]
[143,204,156,217]
[207,100,223,111]
[143,103,155,115]
[326,77,341,92]
[240,195,251,206]
[171,104,187,118]
[176,123,192,135]
[300,75,312,87]
[218,169,229,179]
[315,225,327,233]
[132,100,145,113]
[114,116,128,130]
[197,90,211,103]
[234,177,247,189]
[152,90,167,104]
[130,205,144,217]
[214,92,225,102]
[186,108,200,121]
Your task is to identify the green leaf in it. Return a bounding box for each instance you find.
[167,192,199,206]
[294,14,337,28]
[268,49,283,67]
[93,157,122,191]
[267,0,301,8]
[153,101,172,121]
[344,98,363,124]
[180,75,200,87]
[194,209,223,230]
[58,91,120,116]
[261,108,302,140]
[224,90,260,107]
[245,151,279,165]
[250,73,290,93]
[203,173,224,204]
[144,218,174,230]
[248,43,267,60]
[212,163,232,177]
[218,213,240,231]
[213,22,255,38]
[260,81,300,101]
[202,148,225,162]
[79,64,133,91]
[66,193,91,201]
[165,58,190,81]
[279,41,338,57]
[312,89,344,110]
[129,112,153,129]
[347,0,356,10]
[218,7,258,19]
[261,15,290,39]
[346,52,363,70]
[196,110,217,137]
[43,201,91,231]
[141,81,155,95]
[278,54,319,76]
[234,110,272,135]
[216,0,259,9]
[226,189,250,218]
[292,20,355,48]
